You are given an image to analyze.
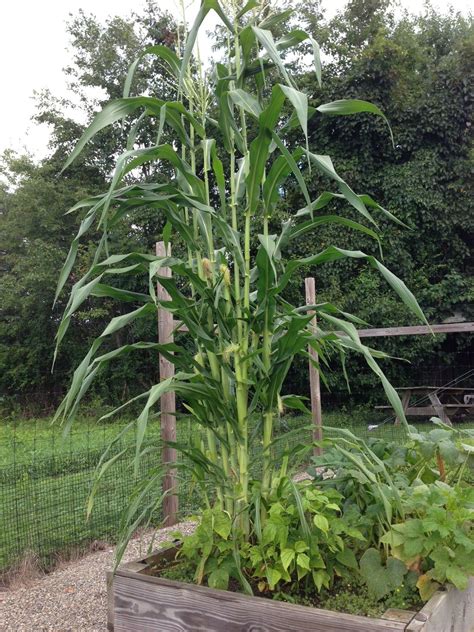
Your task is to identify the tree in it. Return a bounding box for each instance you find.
[0,3,179,408]
[279,0,473,395]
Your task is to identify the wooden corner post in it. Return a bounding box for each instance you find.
[156,241,178,526]
[305,277,323,457]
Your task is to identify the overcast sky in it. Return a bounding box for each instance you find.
[1,0,471,160]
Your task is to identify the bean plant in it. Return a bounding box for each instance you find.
[55,0,427,585]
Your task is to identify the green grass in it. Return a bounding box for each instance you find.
[1,410,472,573]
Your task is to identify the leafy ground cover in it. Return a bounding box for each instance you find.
[160,421,473,616]
[1,412,472,573]
[157,557,423,618]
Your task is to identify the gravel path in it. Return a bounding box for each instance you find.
[0,521,195,632]
[0,473,316,631]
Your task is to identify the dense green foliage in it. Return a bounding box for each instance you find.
[171,420,473,603]
[0,3,176,407]
[0,0,472,409]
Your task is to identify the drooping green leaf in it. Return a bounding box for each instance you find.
[124,45,181,98]
[228,89,262,118]
[252,26,294,87]
[317,99,394,146]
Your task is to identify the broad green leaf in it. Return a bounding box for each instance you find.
[373,260,428,326]
[259,9,293,31]
[281,548,295,571]
[263,148,304,216]
[294,540,309,553]
[446,565,469,591]
[280,395,311,415]
[55,274,104,352]
[336,549,358,570]
[360,548,407,601]
[134,377,175,475]
[180,0,232,87]
[307,152,376,225]
[64,97,162,170]
[311,38,322,87]
[228,89,262,118]
[247,128,272,214]
[271,132,311,209]
[289,215,379,243]
[313,514,329,532]
[280,85,309,154]
[101,304,156,338]
[312,569,328,591]
[297,552,311,570]
[276,29,308,51]
[317,99,393,146]
[278,246,426,331]
[208,568,230,590]
[124,45,181,98]
[266,567,282,589]
[213,511,231,539]
[237,0,259,19]
[289,481,311,542]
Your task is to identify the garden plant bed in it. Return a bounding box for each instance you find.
[107,546,474,632]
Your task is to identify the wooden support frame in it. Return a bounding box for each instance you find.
[156,241,178,527]
[356,322,474,338]
[305,278,323,456]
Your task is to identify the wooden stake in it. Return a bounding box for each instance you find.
[156,241,178,526]
[305,277,323,457]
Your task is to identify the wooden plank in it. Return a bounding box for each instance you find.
[355,322,474,338]
[428,392,452,426]
[376,406,444,416]
[396,386,474,393]
[305,278,323,457]
[113,570,406,632]
[106,571,115,631]
[382,609,416,623]
[175,322,474,338]
[395,390,411,426]
[156,241,178,527]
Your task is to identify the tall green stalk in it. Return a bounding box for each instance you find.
[54,0,428,556]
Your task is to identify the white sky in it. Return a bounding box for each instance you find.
[0,0,471,160]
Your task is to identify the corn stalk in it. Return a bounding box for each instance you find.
[54,1,427,541]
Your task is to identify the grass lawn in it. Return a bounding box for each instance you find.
[1,410,472,573]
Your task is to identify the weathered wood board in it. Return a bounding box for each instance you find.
[112,570,406,632]
[108,547,474,632]
[406,578,474,632]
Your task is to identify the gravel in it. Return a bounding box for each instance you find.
[0,521,195,632]
[0,472,317,631]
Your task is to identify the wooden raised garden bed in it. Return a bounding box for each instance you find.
[107,546,474,632]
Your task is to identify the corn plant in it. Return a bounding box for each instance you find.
[55,1,426,545]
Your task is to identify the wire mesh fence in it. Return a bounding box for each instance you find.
[1,339,472,575]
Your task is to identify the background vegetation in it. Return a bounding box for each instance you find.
[0,0,472,412]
